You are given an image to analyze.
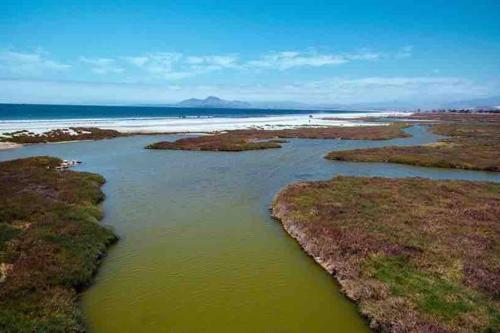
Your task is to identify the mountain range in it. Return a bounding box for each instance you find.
[177,96,251,109]
[175,96,500,111]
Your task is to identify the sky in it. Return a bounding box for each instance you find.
[1,0,499,107]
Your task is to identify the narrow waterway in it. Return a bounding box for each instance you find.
[1,126,498,332]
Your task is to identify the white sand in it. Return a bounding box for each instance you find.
[0,142,22,150]
[0,112,407,135]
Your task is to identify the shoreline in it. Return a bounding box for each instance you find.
[271,213,379,330]
[0,112,406,135]
[1,121,409,147]
[270,193,368,324]
[0,141,22,150]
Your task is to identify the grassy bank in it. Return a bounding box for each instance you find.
[0,157,117,332]
[326,122,500,171]
[1,127,126,144]
[146,123,409,151]
[272,176,499,332]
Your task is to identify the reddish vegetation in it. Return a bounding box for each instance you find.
[327,121,500,171]
[1,127,126,144]
[146,133,285,151]
[326,111,500,125]
[0,157,117,332]
[402,112,500,123]
[272,176,500,333]
[146,124,410,151]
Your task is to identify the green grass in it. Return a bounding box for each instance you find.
[366,255,488,322]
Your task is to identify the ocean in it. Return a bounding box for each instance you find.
[0,103,404,134]
[0,103,367,120]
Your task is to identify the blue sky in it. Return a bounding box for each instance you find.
[1,0,499,106]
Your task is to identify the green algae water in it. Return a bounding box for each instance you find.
[1,126,499,332]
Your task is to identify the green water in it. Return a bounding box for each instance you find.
[1,126,499,332]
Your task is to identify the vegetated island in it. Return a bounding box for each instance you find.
[326,119,500,172]
[0,157,117,332]
[146,123,410,152]
[272,176,499,333]
[400,110,500,123]
[0,127,126,144]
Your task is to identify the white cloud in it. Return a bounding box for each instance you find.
[78,48,400,80]
[123,53,239,79]
[186,55,238,68]
[0,50,70,76]
[0,47,414,81]
[123,52,194,79]
[279,76,491,104]
[79,57,124,74]
[247,51,348,70]
[123,50,352,78]
[0,76,495,107]
[244,49,390,70]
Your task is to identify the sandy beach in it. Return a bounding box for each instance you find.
[0,112,406,135]
[0,142,22,150]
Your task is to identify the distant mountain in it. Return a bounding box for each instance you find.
[174,95,500,112]
[177,96,252,109]
[176,97,412,111]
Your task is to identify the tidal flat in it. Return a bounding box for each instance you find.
[0,126,499,332]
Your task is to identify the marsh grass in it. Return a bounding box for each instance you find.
[146,123,410,151]
[0,156,117,332]
[272,176,500,332]
[1,127,125,144]
[326,120,500,171]
[365,255,497,329]
[146,136,285,151]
